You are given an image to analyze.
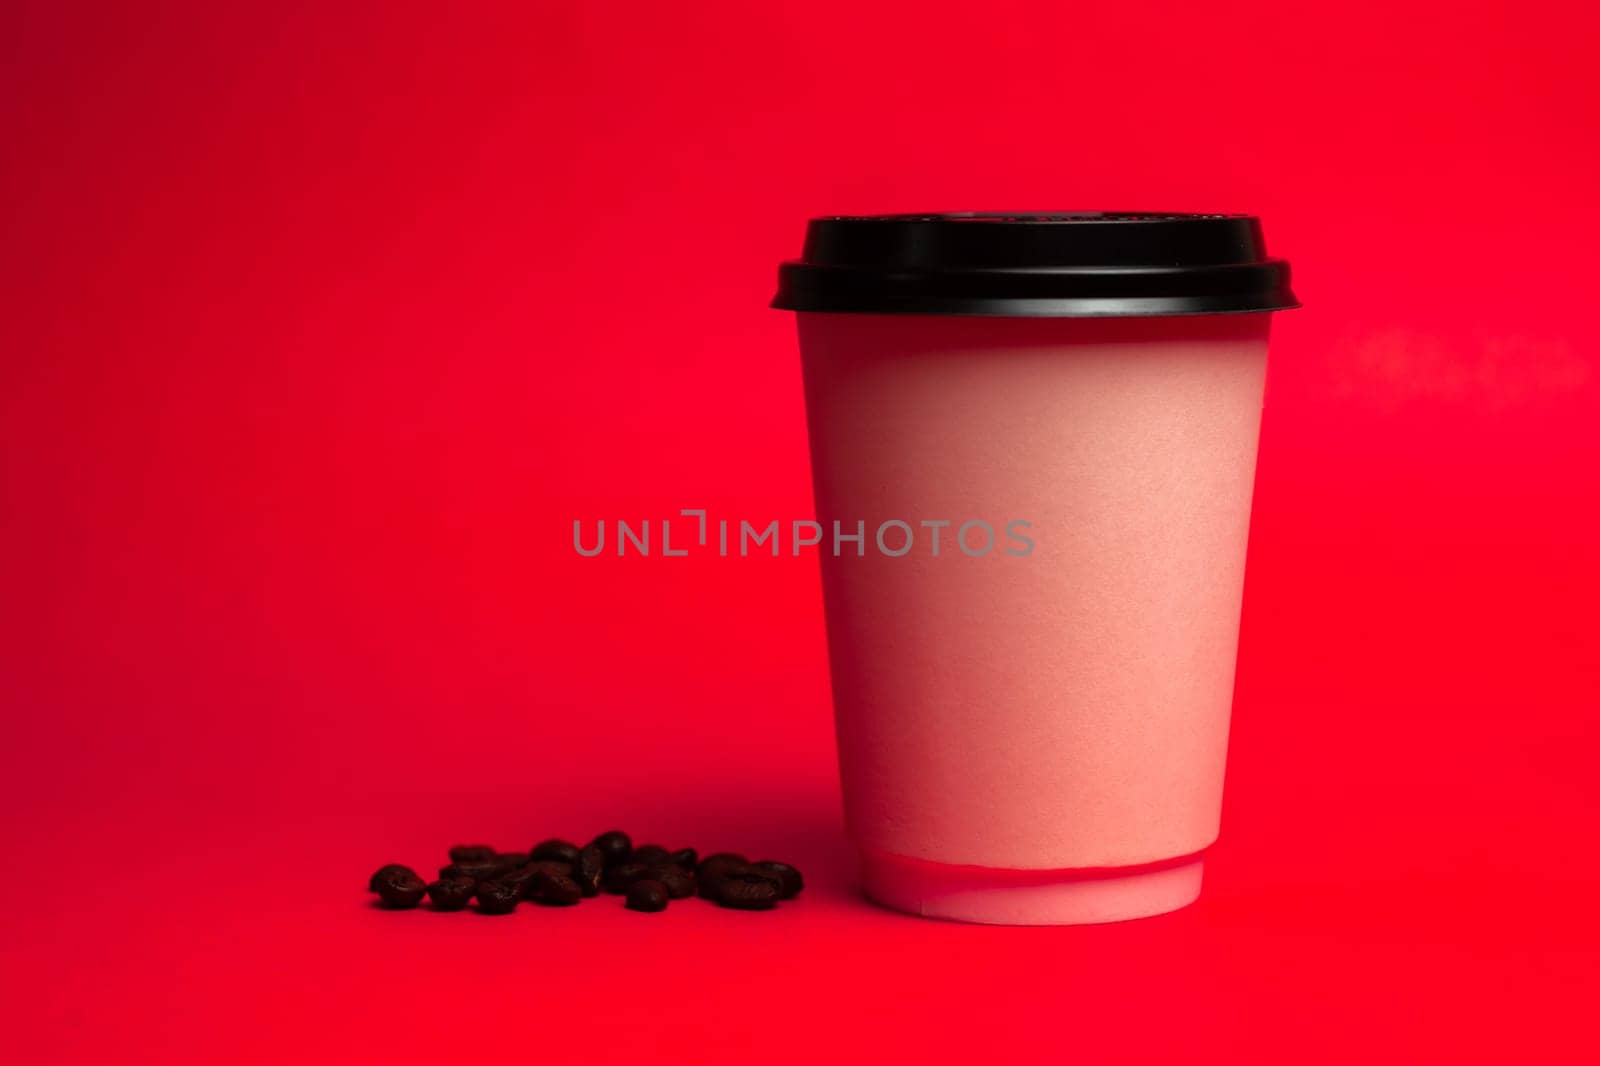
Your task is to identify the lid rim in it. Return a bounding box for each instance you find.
[774,212,1299,317]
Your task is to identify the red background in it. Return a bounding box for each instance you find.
[3,1,1597,1061]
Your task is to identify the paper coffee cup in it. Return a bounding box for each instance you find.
[773,213,1299,924]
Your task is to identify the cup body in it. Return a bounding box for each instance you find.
[797,310,1271,924]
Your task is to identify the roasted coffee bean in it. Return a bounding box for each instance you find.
[369,864,417,892]
[709,867,781,910]
[625,880,669,912]
[694,854,746,900]
[574,845,605,897]
[652,864,696,900]
[427,878,476,911]
[589,830,632,866]
[696,853,747,880]
[495,863,554,899]
[370,836,783,916]
[440,861,501,884]
[630,844,670,867]
[492,864,534,889]
[530,839,581,865]
[752,861,804,900]
[475,880,520,915]
[528,869,583,906]
[602,861,653,894]
[492,861,576,900]
[729,863,785,889]
[374,868,428,909]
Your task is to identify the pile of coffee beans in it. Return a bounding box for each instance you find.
[368,831,803,915]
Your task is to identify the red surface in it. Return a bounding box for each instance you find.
[2,1,1597,1061]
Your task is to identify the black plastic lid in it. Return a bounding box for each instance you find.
[772,212,1298,317]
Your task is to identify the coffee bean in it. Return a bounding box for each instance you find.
[374,867,428,909]
[602,861,653,894]
[369,864,416,892]
[528,869,583,906]
[729,863,785,889]
[474,880,520,915]
[695,853,747,880]
[652,864,696,900]
[530,839,581,865]
[694,856,744,900]
[708,867,781,910]
[589,830,632,866]
[427,878,476,911]
[752,861,804,900]
[440,861,501,884]
[496,862,565,899]
[491,864,533,890]
[574,845,605,897]
[369,835,787,917]
[625,880,669,912]
[630,844,670,867]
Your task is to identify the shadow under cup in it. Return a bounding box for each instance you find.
[774,213,1299,925]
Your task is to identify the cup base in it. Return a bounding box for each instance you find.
[859,849,1205,926]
